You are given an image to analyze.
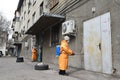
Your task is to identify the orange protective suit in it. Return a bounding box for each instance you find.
[59,40,73,70]
[32,48,37,61]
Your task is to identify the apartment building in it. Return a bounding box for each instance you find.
[12,0,120,76]
[12,0,50,59]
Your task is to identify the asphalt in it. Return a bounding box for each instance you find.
[0,56,120,80]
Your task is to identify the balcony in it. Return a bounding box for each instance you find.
[19,34,32,42]
[12,32,22,45]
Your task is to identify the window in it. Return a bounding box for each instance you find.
[33,0,36,5]
[28,0,31,14]
[32,12,36,23]
[27,19,30,29]
[24,11,26,20]
[28,10,30,14]
[15,17,20,22]
[15,11,20,22]
[23,26,25,31]
[24,0,26,6]
[14,32,18,40]
[50,25,59,47]
[28,0,31,9]
[19,33,22,37]
[49,0,59,10]
[21,17,23,25]
[21,26,25,34]
[40,2,43,15]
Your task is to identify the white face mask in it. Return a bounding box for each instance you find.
[67,40,70,43]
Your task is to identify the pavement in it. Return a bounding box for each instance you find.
[0,56,120,80]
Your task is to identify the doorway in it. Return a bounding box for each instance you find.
[83,12,112,74]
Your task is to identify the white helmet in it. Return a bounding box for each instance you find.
[64,36,70,41]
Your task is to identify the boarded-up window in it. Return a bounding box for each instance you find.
[49,0,59,10]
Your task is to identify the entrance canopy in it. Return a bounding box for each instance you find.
[25,13,65,35]
[13,42,22,46]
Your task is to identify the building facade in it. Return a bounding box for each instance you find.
[0,31,8,56]
[12,0,120,75]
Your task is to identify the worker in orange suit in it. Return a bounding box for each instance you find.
[32,46,37,62]
[59,36,75,75]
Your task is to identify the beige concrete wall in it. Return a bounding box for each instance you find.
[42,0,120,75]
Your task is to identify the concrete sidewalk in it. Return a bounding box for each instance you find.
[46,62,120,80]
[0,57,78,80]
[0,57,120,80]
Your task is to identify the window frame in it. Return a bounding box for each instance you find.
[49,25,60,47]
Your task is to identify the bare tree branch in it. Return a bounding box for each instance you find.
[0,12,11,33]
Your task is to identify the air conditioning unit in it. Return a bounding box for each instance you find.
[62,20,75,35]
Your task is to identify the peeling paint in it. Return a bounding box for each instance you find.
[84,16,102,72]
[84,12,112,74]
